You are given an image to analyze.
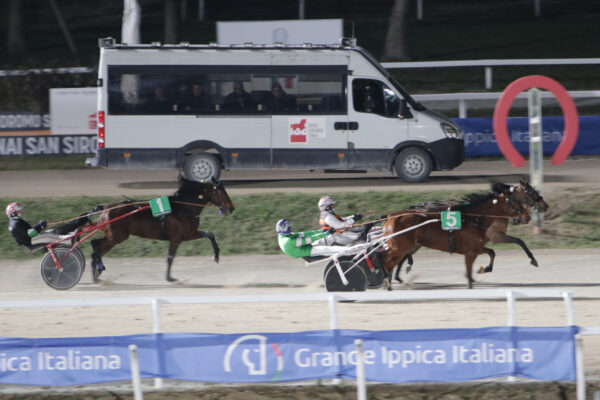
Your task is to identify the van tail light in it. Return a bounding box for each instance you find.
[98,111,105,148]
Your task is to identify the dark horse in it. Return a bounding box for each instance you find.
[382,190,531,289]
[391,180,548,284]
[90,176,234,283]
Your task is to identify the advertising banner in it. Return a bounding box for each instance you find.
[0,135,97,156]
[0,327,578,386]
[457,116,600,157]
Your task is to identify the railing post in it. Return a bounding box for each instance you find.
[128,344,144,400]
[506,290,516,326]
[562,291,575,326]
[506,290,516,382]
[152,298,163,389]
[458,99,467,118]
[355,339,367,400]
[575,334,585,400]
[328,294,339,330]
[485,66,492,89]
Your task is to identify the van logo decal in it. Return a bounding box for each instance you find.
[288,117,326,144]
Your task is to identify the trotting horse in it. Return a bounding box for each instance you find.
[391,180,548,283]
[90,176,235,283]
[382,190,531,289]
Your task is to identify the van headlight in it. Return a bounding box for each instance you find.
[441,123,463,139]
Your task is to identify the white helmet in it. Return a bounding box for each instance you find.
[318,196,336,211]
[275,219,291,235]
[6,202,23,219]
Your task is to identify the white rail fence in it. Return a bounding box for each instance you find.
[1,289,599,399]
[382,58,600,90]
[412,90,600,118]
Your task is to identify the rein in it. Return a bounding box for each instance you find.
[47,199,219,227]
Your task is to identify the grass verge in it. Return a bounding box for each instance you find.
[2,189,598,261]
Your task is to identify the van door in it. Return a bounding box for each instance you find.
[347,77,409,169]
[270,67,349,169]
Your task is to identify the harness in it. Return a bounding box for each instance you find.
[319,211,345,233]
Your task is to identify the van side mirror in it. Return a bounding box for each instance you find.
[398,99,413,119]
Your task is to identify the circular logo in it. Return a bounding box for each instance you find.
[492,75,579,167]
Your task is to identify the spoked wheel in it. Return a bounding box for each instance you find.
[363,263,385,289]
[323,256,367,292]
[41,246,85,290]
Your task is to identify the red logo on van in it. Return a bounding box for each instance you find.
[290,119,306,131]
[290,118,307,143]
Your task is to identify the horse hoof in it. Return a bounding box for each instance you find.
[531,259,539,267]
[406,266,412,274]
[167,277,177,282]
[213,255,220,264]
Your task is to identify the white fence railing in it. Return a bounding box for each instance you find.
[1,289,599,399]
[412,90,600,118]
[382,58,600,90]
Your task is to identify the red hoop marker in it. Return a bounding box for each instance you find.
[493,75,579,166]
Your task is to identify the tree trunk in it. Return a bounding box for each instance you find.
[164,0,178,44]
[7,0,26,54]
[382,0,410,61]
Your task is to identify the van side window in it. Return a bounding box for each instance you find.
[107,66,346,116]
[352,79,401,118]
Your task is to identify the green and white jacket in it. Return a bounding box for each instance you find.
[278,229,330,258]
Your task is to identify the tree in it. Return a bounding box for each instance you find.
[7,0,26,54]
[382,0,410,61]
[164,0,178,44]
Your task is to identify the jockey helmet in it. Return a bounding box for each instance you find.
[6,202,23,219]
[318,195,336,211]
[275,219,291,235]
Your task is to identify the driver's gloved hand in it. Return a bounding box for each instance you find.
[353,213,363,221]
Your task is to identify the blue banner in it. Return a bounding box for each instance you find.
[0,327,578,386]
[456,116,600,157]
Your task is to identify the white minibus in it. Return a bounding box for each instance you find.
[93,37,464,183]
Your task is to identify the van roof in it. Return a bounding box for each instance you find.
[98,37,358,51]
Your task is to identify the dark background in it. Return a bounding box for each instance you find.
[1,0,600,113]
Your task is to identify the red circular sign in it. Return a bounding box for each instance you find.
[492,75,579,167]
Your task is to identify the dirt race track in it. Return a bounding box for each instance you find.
[1,250,600,399]
[1,159,600,399]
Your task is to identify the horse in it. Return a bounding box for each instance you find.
[391,180,548,284]
[381,190,531,289]
[90,176,235,283]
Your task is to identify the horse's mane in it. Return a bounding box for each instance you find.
[171,176,210,201]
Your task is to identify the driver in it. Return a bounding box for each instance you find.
[317,196,370,245]
[6,202,48,249]
[276,219,350,258]
[6,202,93,249]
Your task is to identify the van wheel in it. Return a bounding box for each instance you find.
[183,153,221,182]
[394,147,432,183]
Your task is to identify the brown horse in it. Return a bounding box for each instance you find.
[90,176,234,283]
[382,190,531,289]
[392,180,548,283]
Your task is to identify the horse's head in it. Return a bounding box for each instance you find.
[205,177,235,215]
[516,179,549,213]
[492,193,531,225]
[174,176,235,215]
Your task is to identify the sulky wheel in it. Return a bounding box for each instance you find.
[364,264,385,289]
[40,245,85,290]
[323,257,367,292]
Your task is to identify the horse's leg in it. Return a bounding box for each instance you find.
[166,241,181,282]
[477,247,496,274]
[464,253,477,289]
[91,237,120,283]
[188,230,220,263]
[489,233,538,267]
